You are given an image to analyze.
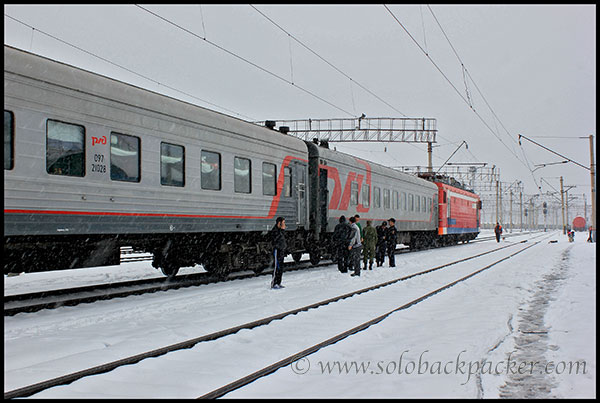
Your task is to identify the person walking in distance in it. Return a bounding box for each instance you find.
[386,218,398,267]
[375,220,387,267]
[270,217,287,289]
[348,216,363,276]
[494,222,503,243]
[362,220,377,270]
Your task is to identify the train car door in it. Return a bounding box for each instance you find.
[292,161,308,228]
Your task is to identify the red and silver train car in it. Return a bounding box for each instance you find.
[4,45,481,278]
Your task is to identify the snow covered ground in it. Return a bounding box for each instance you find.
[4,230,596,398]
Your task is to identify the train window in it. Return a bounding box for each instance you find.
[4,110,14,170]
[422,196,426,212]
[110,132,140,182]
[46,119,85,177]
[392,190,398,210]
[350,181,359,206]
[283,167,292,197]
[383,188,390,210]
[401,192,407,211]
[415,194,420,212]
[373,187,381,208]
[262,162,277,196]
[234,157,251,193]
[201,150,221,190]
[161,142,185,187]
[361,183,370,207]
[408,193,414,211]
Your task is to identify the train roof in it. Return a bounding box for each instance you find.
[4,45,306,153]
[314,143,438,190]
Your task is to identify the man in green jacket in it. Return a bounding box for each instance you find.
[362,220,377,270]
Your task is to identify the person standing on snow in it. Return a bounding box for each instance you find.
[375,220,387,267]
[386,218,398,267]
[348,216,363,277]
[494,222,503,243]
[362,220,377,270]
[333,215,352,273]
[270,216,287,289]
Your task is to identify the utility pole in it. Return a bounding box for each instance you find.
[495,180,499,224]
[509,190,513,233]
[560,176,566,234]
[427,142,433,173]
[589,134,596,242]
[519,190,523,231]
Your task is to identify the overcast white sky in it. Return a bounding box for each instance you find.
[4,4,596,204]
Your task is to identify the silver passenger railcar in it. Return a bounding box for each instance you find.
[4,45,310,277]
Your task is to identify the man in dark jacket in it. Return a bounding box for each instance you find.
[270,216,287,289]
[386,218,398,267]
[494,222,503,243]
[333,215,351,273]
[375,221,388,267]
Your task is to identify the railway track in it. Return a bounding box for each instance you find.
[4,231,541,317]
[4,232,550,399]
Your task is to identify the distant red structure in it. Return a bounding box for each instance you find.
[572,216,587,232]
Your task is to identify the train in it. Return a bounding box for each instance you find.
[4,45,481,278]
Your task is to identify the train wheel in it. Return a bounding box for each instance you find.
[160,263,180,278]
[309,251,320,266]
[203,256,230,280]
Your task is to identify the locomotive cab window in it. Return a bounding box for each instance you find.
[110,132,140,182]
[46,119,85,177]
[201,150,221,190]
[234,157,251,193]
[161,142,185,187]
[4,110,14,170]
[262,162,277,196]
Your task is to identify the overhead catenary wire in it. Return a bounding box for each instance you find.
[135,4,358,120]
[4,13,257,121]
[249,4,410,118]
[384,5,541,192]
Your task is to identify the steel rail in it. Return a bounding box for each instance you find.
[3,235,547,400]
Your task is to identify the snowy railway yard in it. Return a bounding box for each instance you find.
[4,230,596,398]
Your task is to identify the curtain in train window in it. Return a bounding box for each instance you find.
[383,188,390,210]
[4,110,14,170]
[110,132,140,182]
[234,156,251,193]
[361,183,370,207]
[46,119,85,177]
[201,150,221,190]
[373,186,381,208]
[262,162,277,196]
[351,181,359,205]
[283,166,292,197]
[161,142,185,187]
